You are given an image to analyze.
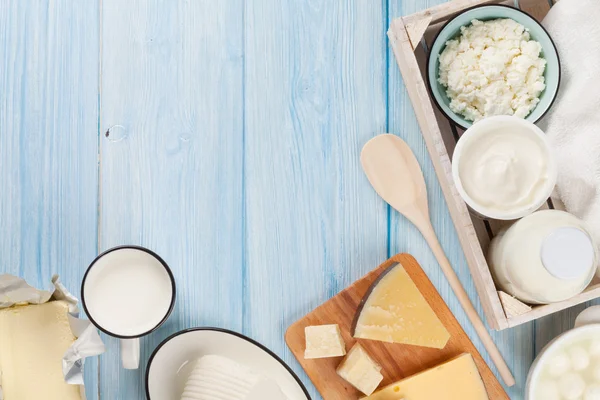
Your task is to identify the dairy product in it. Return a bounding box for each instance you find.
[0,301,80,400]
[531,328,600,400]
[353,263,450,349]
[82,248,174,336]
[180,355,287,400]
[454,116,553,218]
[438,18,546,122]
[336,343,383,395]
[304,324,346,359]
[488,210,597,304]
[363,353,489,400]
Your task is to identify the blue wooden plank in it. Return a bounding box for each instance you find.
[99,0,244,398]
[387,1,534,399]
[0,1,100,399]
[244,1,388,398]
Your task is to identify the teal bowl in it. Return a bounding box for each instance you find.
[427,4,561,129]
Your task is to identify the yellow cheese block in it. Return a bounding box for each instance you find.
[362,353,489,400]
[0,301,81,400]
[353,264,450,349]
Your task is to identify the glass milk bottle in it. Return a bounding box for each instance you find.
[488,210,598,304]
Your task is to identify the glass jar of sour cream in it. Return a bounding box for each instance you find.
[488,210,597,304]
[452,115,557,220]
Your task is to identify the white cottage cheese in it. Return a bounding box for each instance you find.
[438,18,546,122]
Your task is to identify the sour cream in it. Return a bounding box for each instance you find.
[452,116,557,220]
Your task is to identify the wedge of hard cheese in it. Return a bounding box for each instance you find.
[0,301,80,400]
[353,263,450,349]
[362,353,489,400]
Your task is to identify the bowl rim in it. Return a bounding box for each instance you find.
[451,115,558,220]
[525,324,600,399]
[145,327,312,400]
[425,3,562,130]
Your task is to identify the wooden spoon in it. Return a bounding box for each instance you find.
[361,134,515,387]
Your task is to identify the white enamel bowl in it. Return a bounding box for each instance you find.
[526,307,600,399]
[146,328,311,400]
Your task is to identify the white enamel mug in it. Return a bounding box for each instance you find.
[526,306,600,399]
[81,246,176,369]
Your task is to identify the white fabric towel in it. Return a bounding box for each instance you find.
[540,0,600,245]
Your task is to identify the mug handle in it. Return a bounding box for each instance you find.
[121,338,140,369]
[574,305,600,328]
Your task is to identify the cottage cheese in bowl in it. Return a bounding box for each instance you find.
[427,4,561,129]
[438,18,547,123]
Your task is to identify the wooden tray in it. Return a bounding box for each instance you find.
[387,0,600,330]
[285,254,508,400]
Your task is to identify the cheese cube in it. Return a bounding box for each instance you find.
[336,343,383,395]
[304,324,346,359]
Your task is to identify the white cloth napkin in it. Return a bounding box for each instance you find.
[540,0,600,245]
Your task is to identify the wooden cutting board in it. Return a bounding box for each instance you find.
[285,253,509,400]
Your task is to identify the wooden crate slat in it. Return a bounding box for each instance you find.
[518,0,552,20]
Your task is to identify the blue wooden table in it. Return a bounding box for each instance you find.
[0,1,583,399]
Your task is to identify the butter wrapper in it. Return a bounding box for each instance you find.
[0,274,106,400]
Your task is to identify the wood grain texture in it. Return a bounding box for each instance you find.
[517,0,552,20]
[244,2,388,399]
[0,0,583,399]
[286,254,508,400]
[0,1,100,399]
[99,0,244,398]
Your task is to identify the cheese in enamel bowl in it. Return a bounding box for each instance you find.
[180,354,288,400]
[528,326,600,400]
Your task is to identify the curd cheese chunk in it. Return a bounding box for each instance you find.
[536,380,560,400]
[547,351,572,377]
[0,301,81,400]
[336,343,383,395]
[585,383,600,400]
[438,18,546,122]
[569,346,591,371]
[590,339,600,357]
[558,372,586,400]
[304,324,346,359]
[593,364,600,381]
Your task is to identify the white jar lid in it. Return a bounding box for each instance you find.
[541,227,595,280]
